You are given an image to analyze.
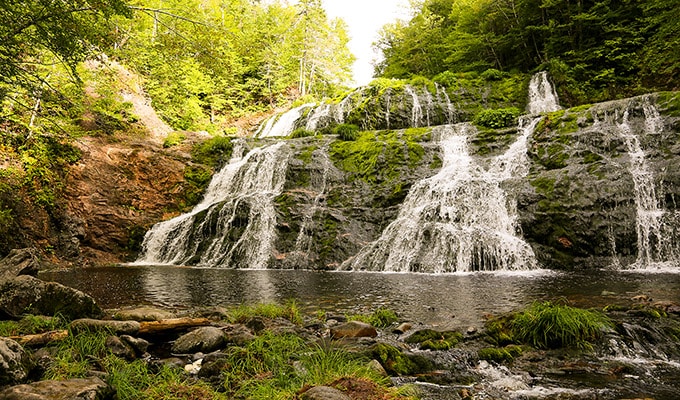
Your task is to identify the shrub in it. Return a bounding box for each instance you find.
[473,107,521,129]
[511,301,612,349]
[290,128,314,138]
[481,68,506,81]
[162,132,186,148]
[333,123,359,141]
[191,136,233,167]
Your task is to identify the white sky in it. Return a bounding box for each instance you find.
[321,0,412,86]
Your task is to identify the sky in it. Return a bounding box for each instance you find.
[320,0,411,86]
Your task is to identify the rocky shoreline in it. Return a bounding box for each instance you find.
[2,249,680,399]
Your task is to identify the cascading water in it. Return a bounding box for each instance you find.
[342,121,540,273]
[256,103,314,138]
[135,142,291,268]
[435,83,455,124]
[405,85,424,127]
[342,72,560,272]
[613,97,678,267]
[527,71,561,114]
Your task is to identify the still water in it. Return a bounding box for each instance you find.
[40,266,680,328]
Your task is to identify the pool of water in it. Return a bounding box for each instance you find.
[39,266,680,329]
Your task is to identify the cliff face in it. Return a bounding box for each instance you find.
[23,91,680,270]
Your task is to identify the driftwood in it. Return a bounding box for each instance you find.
[138,318,211,335]
[9,329,68,346]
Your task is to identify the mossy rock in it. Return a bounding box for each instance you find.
[478,345,523,363]
[369,343,435,376]
[404,329,463,350]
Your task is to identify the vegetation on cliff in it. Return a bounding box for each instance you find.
[375,0,679,106]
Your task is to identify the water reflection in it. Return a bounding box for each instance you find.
[40,267,680,329]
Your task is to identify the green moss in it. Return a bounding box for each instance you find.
[162,132,186,148]
[298,145,316,165]
[656,91,680,117]
[530,177,556,195]
[429,154,443,169]
[182,164,213,207]
[274,193,295,218]
[405,329,463,351]
[478,345,522,363]
[334,123,360,141]
[290,128,314,138]
[370,343,434,376]
[470,127,516,156]
[191,136,233,168]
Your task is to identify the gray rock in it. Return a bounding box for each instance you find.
[330,321,377,339]
[0,377,112,400]
[120,335,149,355]
[105,336,135,360]
[301,386,350,400]
[0,248,40,283]
[367,359,388,377]
[70,319,140,335]
[221,324,255,346]
[0,338,30,387]
[0,276,102,320]
[171,327,226,354]
[113,307,174,322]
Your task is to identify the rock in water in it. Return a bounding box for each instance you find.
[0,377,112,400]
[0,276,102,320]
[0,338,31,387]
[330,321,378,339]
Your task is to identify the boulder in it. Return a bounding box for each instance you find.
[120,335,149,355]
[221,324,255,346]
[113,307,175,322]
[301,386,351,400]
[70,319,140,335]
[0,377,112,399]
[0,338,30,387]
[105,336,136,360]
[171,327,226,354]
[0,276,102,320]
[0,248,40,283]
[330,321,377,339]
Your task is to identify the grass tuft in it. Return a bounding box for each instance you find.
[229,301,303,325]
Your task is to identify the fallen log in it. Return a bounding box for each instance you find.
[138,318,211,335]
[9,329,69,346]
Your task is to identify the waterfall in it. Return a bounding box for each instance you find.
[436,83,455,124]
[305,104,331,131]
[135,142,291,268]
[527,71,561,114]
[615,98,677,267]
[405,85,424,127]
[342,121,539,273]
[256,103,314,138]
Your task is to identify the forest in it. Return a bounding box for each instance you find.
[375,0,679,106]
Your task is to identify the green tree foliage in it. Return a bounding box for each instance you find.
[113,0,355,131]
[375,0,680,105]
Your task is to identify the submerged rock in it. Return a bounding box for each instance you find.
[0,276,102,320]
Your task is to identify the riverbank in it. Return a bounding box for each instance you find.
[2,255,680,399]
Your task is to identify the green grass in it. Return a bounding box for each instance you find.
[511,301,612,350]
[222,332,387,399]
[0,314,66,337]
[229,301,303,325]
[347,307,399,328]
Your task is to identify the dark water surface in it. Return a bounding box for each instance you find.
[40,266,680,328]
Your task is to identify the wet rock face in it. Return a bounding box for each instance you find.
[518,94,680,269]
[0,276,103,320]
[0,248,40,283]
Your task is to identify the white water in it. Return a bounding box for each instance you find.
[436,83,455,124]
[614,98,678,268]
[135,142,291,268]
[342,121,540,273]
[256,103,315,138]
[405,85,424,127]
[527,71,561,114]
[305,104,331,131]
